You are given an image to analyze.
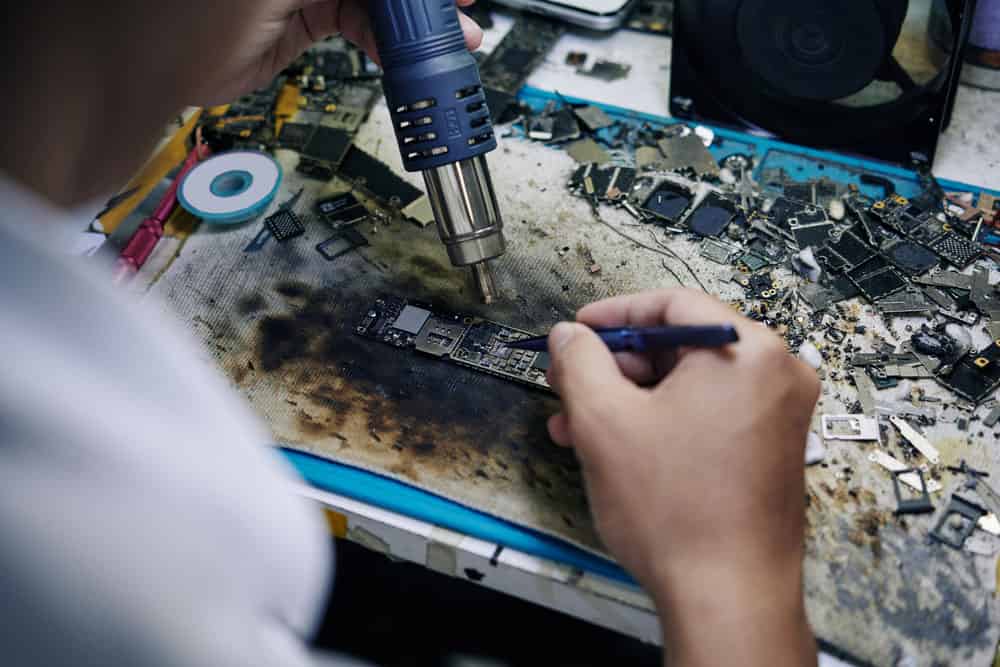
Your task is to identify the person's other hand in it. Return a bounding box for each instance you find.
[546,289,818,666]
[190,0,484,105]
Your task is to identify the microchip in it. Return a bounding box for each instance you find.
[792,223,836,249]
[317,193,367,227]
[930,233,981,268]
[265,209,305,242]
[301,126,352,166]
[883,240,940,275]
[852,268,907,302]
[824,229,876,269]
[277,122,316,152]
[687,193,735,237]
[643,183,693,222]
[392,305,432,335]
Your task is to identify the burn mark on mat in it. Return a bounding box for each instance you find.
[245,281,585,503]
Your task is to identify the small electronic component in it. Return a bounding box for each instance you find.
[891,469,934,515]
[573,105,614,132]
[627,0,674,34]
[356,295,551,391]
[939,339,1000,403]
[686,192,736,237]
[565,138,611,165]
[478,15,564,120]
[338,147,423,210]
[570,164,636,201]
[316,193,368,227]
[578,59,632,81]
[822,415,879,441]
[700,238,738,264]
[641,182,693,223]
[930,232,982,268]
[882,239,940,275]
[316,227,368,261]
[265,209,306,242]
[930,495,987,550]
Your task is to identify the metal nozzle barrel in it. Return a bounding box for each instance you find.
[423,155,505,303]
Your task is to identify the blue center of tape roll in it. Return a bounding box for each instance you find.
[209,170,253,198]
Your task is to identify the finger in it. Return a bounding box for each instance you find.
[546,322,640,414]
[612,351,658,386]
[577,291,685,379]
[458,11,484,50]
[547,413,573,447]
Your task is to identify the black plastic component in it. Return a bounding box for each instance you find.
[339,147,423,209]
[930,494,987,549]
[891,469,934,515]
[265,209,305,242]
[687,193,737,237]
[316,227,369,261]
[642,183,693,223]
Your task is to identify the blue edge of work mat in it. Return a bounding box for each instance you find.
[284,85,1000,588]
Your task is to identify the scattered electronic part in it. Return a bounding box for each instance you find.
[685,192,737,238]
[656,132,719,178]
[889,415,941,464]
[627,0,674,34]
[578,59,632,81]
[868,451,943,493]
[265,209,306,242]
[882,239,940,275]
[565,138,611,165]
[264,188,306,242]
[316,227,368,261]
[641,182,693,224]
[338,147,423,211]
[891,469,934,515]
[985,405,1000,428]
[316,193,368,228]
[938,339,1000,404]
[930,495,987,550]
[876,290,933,316]
[356,295,551,391]
[569,164,636,201]
[700,238,739,264]
[243,226,273,253]
[573,105,615,132]
[822,415,880,442]
[479,15,564,120]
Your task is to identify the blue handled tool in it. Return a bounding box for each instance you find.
[371,0,505,303]
[506,325,741,353]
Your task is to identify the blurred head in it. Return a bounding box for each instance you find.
[1,1,269,207]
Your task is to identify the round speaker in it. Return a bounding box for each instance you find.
[670,0,973,165]
[736,0,887,101]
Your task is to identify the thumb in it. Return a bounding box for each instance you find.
[547,322,636,411]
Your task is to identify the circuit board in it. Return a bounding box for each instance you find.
[355,296,551,391]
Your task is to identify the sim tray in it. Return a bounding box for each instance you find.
[891,469,934,516]
[929,495,987,549]
[316,227,369,261]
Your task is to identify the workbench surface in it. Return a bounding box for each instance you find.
[135,12,1000,667]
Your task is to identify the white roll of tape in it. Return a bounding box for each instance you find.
[178,151,282,224]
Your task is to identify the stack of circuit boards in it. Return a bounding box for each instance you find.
[356,296,551,391]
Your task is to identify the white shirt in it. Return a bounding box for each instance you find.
[0,177,336,666]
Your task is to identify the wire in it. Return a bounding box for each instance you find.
[644,227,709,292]
[588,199,703,290]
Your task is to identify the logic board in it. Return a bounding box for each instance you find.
[356,296,552,391]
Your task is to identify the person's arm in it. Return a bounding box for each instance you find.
[544,289,819,667]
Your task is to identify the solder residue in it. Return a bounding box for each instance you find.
[356,296,551,391]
